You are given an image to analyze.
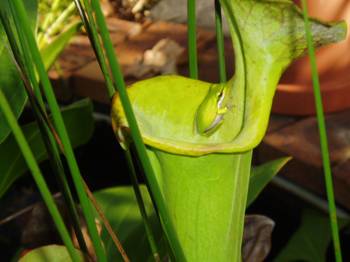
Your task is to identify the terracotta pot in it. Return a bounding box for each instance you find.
[272,0,350,115]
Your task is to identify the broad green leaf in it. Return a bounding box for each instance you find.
[0,99,94,198]
[0,0,38,144]
[111,0,346,260]
[41,21,82,70]
[247,157,291,207]
[274,209,348,262]
[94,186,167,261]
[19,245,84,262]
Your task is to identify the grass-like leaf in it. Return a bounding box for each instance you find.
[9,0,106,259]
[0,88,79,261]
[300,1,343,261]
[187,0,198,79]
[214,0,227,83]
[0,0,37,143]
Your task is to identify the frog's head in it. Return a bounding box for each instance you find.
[195,84,227,136]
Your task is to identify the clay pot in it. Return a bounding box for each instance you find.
[272,0,350,115]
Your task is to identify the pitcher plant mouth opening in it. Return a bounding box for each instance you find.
[111,0,346,156]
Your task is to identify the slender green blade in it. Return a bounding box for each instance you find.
[0,0,37,144]
[94,186,167,262]
[9,0,106,259]
[215,0,227,83]
[72,0,115,98]
[187,0,198,79]
[0,88,79,261]
[88,0,184,258]
[300,1,343,261]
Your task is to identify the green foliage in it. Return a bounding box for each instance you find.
[40,21,81,70]
[19,245,84,262]
[247,157,291,207]
[38,0,72,15]
[94,186,167,261]
[0,0,80,144]
[0,0,38,144]
[300,1,343,260]
[275,209,348,262]
[0,99,94,198]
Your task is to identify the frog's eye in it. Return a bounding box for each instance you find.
[217,90,223,98]
[217,90,225,108]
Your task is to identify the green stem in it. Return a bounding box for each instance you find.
[83,181,130,262]
[37,0,61,44]
[73,0,115,98]
[214,0,227,83]
[301,1,342,261]
[39,2,76,49]
[187,0,198,79]
[0,89,79,261]
[88,0,185,259]
[125,149,160,262]
[75,0,164,258]
[40,0,61,31]
[4,6,89,254]
[10,1,106,260]
[0,11,45,109]
[2,9,88,254]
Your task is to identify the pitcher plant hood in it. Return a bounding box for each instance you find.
[111,0,347,156]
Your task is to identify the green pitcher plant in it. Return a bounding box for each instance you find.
[111,0,346,261]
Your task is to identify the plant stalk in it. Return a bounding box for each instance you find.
[39,2,76,49]
[10,0,106,260]
[301,1,342,261]
[87,0,185,259]
[214,0,227,83]
[125,149,160,262]
[0,89,79,261]
[3,6,89,254]
[83,181,130,262]
[73,0,115,98]
[187,0,198,79]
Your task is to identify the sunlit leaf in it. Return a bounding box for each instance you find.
[247,157,291,207]
[18,245,84,262]
[41,21,81,70]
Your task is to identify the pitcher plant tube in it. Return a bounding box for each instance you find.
[111,0,347,261]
